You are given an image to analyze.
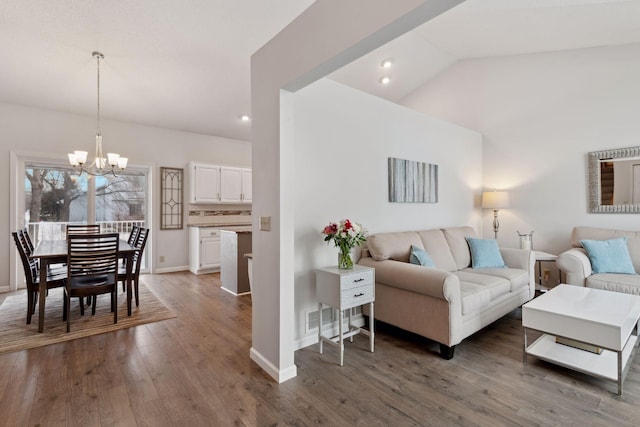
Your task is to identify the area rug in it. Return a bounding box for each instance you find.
[0,283,176,355]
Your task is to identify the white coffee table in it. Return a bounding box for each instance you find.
[522,284,640,395]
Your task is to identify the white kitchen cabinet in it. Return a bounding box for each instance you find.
[189,227,221,274]
[189,162,221,203]
[188,162,251,204]
[220,166,252,203]
[241,168,252,203]
[220,166,243,203]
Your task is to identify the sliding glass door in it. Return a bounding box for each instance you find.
[24,163,147,244]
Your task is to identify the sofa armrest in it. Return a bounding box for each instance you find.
[500,247,533,271]
[358,258,460,302]
[556,248,591,286]
[500,248,536,295]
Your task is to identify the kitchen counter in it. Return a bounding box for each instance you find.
[219,225,252,233]
[220,229,252,295]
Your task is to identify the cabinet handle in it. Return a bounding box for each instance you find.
[354,278,364,283]
[354,293,365,297]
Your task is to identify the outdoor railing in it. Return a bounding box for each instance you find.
[27,220,146,246]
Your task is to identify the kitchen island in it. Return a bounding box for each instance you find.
[220,226,252,295]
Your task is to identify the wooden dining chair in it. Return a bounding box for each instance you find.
[64,233,119,332]
[118,228,149,308]
[12,231,67,324]
[66,224,101,235]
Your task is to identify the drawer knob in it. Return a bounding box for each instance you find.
[354,292,365,297]
[354,278,365,283]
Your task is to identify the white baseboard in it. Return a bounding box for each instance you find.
[0,285,11,294]
[294,315,365,350]
[249,347,297,383]
[221,286,251,297]
[154,266,189,274]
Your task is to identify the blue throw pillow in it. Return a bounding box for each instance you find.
[409,245,435,267]
[579,237,637,274]
[465,237,506,269]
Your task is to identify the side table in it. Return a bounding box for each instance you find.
[534,251,558,292]
[315,264,375,366]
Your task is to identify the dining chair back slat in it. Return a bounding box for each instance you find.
[66,224,101,236]
[127,225,141,246]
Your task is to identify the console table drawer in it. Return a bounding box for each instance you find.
[341,284,374,309]
[340,269,374,290]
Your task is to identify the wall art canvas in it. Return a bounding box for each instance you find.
[388,157,438,203]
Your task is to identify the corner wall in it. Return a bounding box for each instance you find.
[402,44,640,256]
[293,78,482,346]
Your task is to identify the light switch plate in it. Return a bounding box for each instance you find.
[259,216,271,231]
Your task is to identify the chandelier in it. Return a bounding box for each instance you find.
[68,51,128,176]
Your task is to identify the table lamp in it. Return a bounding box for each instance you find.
[482,190,510,239]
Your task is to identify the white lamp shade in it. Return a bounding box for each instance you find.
[107,152,120,166]
[74,150,88,164]
[482,191,510,209]
[117,157,128,169]
[68,153,79,166]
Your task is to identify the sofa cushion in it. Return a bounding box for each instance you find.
[454,271,510,300]
[459,282,491,315]
[571,226,640,273]
[586,274,640,295]
[409,245,435,267]
[417,229,458,272]
[461,267,529,292]
[579,237,637,274]
[466,237,506,269]
[367,231,423,262]
[442,226,477,270]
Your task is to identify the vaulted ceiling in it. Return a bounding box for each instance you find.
[1,1,638,141]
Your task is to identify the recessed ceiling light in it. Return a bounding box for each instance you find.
[240,115,251,122]
[381,59,393,69]
[380,76,391,85]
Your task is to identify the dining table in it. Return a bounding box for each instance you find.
[30,239,138,332]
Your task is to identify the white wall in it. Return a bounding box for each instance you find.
[293,78,482,347]
[402,44,640,255]
[1,101,250,288]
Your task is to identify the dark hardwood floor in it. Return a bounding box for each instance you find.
[1,272,640,426]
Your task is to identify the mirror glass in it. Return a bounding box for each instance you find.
[588,146,640,213]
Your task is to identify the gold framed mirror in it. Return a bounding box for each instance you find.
[588,146,640,213]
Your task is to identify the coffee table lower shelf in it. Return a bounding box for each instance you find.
[525,332,638,394]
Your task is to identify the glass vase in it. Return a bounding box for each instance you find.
[338,249,354,269]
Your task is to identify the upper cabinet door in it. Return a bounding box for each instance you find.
[190,163,220,203]
[220,166,243,203]
[241,168,252,203]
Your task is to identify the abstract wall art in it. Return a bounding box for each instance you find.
[388,157,438,203]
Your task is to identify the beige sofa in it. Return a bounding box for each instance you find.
[358,226,535,359]
[556,226,640,294]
